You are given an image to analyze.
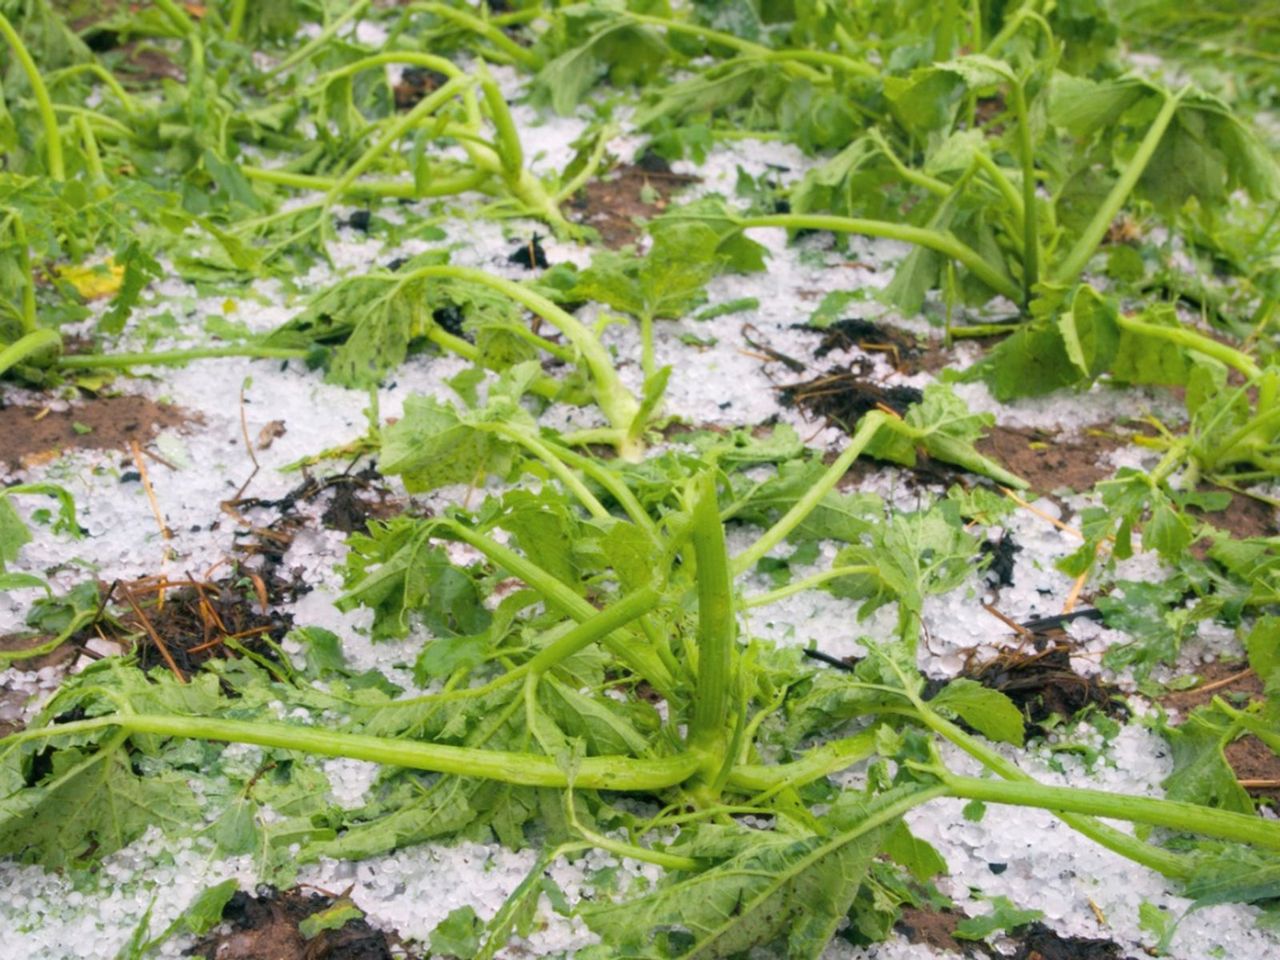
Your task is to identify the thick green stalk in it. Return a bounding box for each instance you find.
[7,714,701,790]
[736,215,1020,303]
[242,165,488,199]
[318,50,465,83]
[688,474,736,760]
[527,585,664,676]
[726,729,879,792]
[0,13,65,179]
[0,329,60,379]
[226,0,247,41]
[1115,312,1261,379]
[406,3,541,69]
[1009,79,1039,303]
[917,708,1192,879]
[732,412,886,576]
[943,774,1280,852]
[1052,88,1185,288]
[55,346,309,370]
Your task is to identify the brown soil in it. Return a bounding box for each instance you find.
[393,66,449,110]
[976,426,1126,495]
[895,906,973,955]
[1191,489,1277,540]
[189,886,406,960]
[1160,660,1264,715]
[1224,735,1280,805]
[0,395,192,471]
[568,162,699,248]
[1158,662,1278,804]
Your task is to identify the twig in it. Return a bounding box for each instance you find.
[1192,667,1255,696]
[119,583,186,684]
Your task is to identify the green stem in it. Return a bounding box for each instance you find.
[688,474,735,761]
[726,729,878,792]
[1052,88,1185,288]
[317,50,465,84]
[12,218,37,335]
[486,423,611,521]
[732,412,886,576]
[395,266,642,451]
[324,78,472,207]
[943,774,1280,852]
[8,714,701,790]
[741,565,878,608]
[0,329,60,379]
[442,521,675,696]
[0,12,65,179]
[405,2,541,69]
[46,64,140,115]
[916,708,1193,879]
[542,439,658,536]
[55,345,309,370]
[622,13,838,81]
[242,165,489,199]
[420,326,559,403]
[272,0,373,74]
[1009,79,1039,302]
[226,0,247,41]
[1115,312,1261,379]
[736,215,1020,303]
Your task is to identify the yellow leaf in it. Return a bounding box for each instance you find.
[57,261,124,300]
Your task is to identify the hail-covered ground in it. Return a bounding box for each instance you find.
[1,50,1277,960]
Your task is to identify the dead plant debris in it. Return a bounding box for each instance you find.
[188,885,407,960]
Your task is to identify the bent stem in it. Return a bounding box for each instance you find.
[6,713,701,791]
[394,265,644,457]
[1052,87,1185,288]
[0,13,65,180]
[735,215,1021,304]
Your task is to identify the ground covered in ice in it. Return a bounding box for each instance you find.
[1,10,1278,960]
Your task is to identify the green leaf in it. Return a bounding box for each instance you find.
[1246,616,1280,683]
[881,820,947,881]
[298,899,364,939]
[431,905,484,958]
[953,895,1043,940]
[584,790,900,958]
[0,741,199,870]
[929,679,1025,746]
[1160,709,1254,814]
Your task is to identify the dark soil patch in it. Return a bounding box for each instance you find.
[1007,922,1127,960]
[778,361,924,428]
[394,66,449,110]
[976,426,1126,495]
[569,163,699,248]
[188,886,404,960]
[104,572,293,681]
[0,395,192,471]
[801,318,929,374]
[960,629,1126,735]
